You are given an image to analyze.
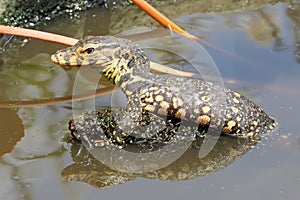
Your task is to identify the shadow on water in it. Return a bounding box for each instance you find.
[0,1,300,200]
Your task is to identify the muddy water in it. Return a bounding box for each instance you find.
[0,1,300,200]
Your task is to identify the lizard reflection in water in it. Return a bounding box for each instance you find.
[62,135,259,189]
[51,36,276,147]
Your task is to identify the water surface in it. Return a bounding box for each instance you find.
[0,2,299,200]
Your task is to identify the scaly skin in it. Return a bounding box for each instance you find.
[51,36,276,147]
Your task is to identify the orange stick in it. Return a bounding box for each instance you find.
[0,25,78,45]
[131,0,251,63]
[131,0,199,41]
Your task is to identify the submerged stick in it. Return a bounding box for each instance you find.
[0,86,117,108]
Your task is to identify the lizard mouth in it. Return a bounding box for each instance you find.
[50,51,83,67]
[50,54,65,65]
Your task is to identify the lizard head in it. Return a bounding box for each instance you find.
[51,36,149,84]
[51,36,128,67]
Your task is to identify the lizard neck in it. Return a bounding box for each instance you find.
[103,47,151,93]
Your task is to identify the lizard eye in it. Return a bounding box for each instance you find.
[82,47,95,54]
